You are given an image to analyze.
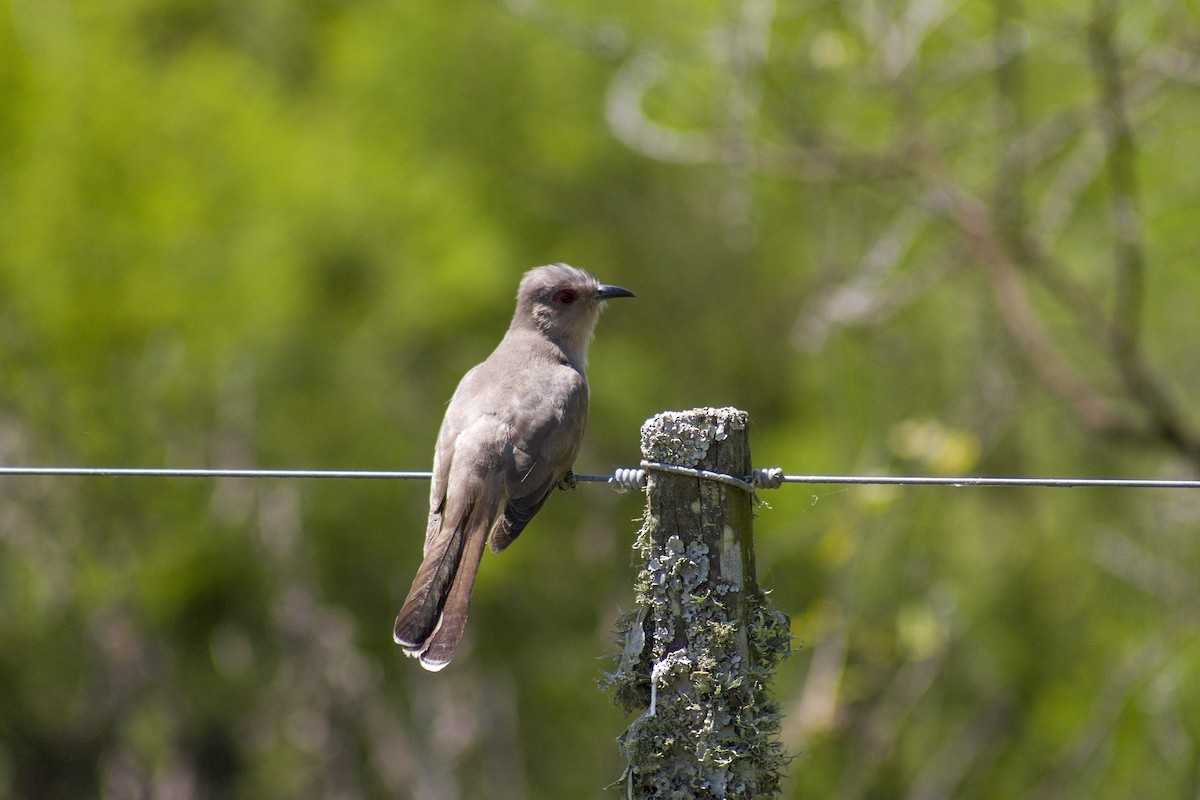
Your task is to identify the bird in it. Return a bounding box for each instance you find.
[393,263,634,671]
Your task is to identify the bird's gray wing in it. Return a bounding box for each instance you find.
[489,366,588,553]
[395,369,508,665]
[394,364,495,656]
[420,364,485,553]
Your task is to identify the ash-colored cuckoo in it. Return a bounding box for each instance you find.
[393,264,634,671]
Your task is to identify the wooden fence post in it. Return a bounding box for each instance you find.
[603,407,792,798]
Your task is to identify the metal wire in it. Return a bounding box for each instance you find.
[774,474,1200,489]
[0,465,1198,489]
[0,467,435,480]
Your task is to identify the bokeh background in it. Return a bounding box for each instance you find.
[3,0,1200,797]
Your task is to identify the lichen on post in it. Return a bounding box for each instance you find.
[602,407,793,798]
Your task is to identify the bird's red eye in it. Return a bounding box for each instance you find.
[553,289,578,305]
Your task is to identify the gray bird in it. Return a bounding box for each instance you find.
[394,263,634,671]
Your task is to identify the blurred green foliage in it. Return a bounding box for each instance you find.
[2,0,1199,797]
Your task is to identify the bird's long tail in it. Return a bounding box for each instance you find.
[393,497,491,671]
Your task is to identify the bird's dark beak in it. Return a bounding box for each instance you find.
[595,284,635,300]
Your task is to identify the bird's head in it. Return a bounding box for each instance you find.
[514,263,634,363]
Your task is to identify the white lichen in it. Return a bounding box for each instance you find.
[640,407,747,468]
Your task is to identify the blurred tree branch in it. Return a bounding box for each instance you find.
[602,0,1200,467]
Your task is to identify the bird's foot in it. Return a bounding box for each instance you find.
[557,469,578,491]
